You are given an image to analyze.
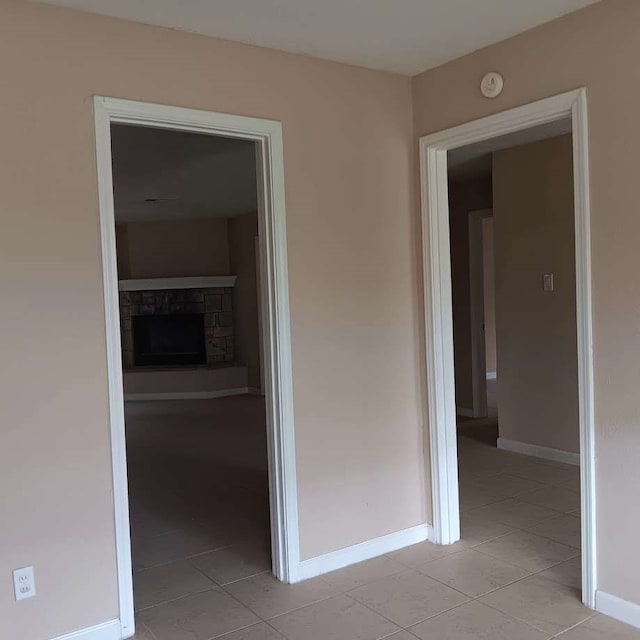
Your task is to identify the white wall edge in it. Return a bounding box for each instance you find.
[497,437,580,466]
[119,275,237,291]
[296,523,432,582]
[486,371,497,380]
[124,388,249,401]
[596,591,640,630]
[456,407,474,418]
[50,620,121,640]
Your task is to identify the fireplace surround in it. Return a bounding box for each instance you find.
[132,313,206,366]
[118,277,236,369]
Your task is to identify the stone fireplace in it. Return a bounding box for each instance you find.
[132,314,206,366]
[118,276,236,369]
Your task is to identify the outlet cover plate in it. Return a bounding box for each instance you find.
[13,566,36,601]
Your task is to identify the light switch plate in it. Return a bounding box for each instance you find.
[543,273,554,292]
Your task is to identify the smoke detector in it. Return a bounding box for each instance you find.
[480,72,504,99]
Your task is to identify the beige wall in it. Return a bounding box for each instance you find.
[6,0,640,634]
[493,135,579,453]
[482,217,497,374]
[448,176,493,411]
[228,212,262,389]
[116,217,230,279]
[413,0,640,607]
[0,2,422,638]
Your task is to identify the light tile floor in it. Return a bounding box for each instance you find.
[127,398,640,639]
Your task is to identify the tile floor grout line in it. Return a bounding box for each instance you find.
[460,525,526,548]
[474,592,568,636]
[215,569,271,587]
[341,591,410,634]
[186,557,225,588]
[133,542,239,573]
[217,576,338,625]
[135,619,162,640]
[469,542,577,575]
[135,584,219,613]
[416,562,535,601]
[205,618,267,640]
[551,610,600,637]
[518,525,581,551]
[465,497,567,520]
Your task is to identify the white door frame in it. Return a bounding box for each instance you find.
[468,208,493,419]
[93,97,300,639]
[419,89,596,607]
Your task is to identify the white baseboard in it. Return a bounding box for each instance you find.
[486,371,497,380]
[497,437,580,466]
[456,407,474,418]
[51,620,121,640]
[596,590,640,630]
[296,523,432,582]
[124,387,249,401]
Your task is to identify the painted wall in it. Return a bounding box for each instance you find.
[413,0,640,608]
[0,2,422,638]
[116,217,230,279]
[448,176,493,412]
[482,217,497,375]
[228,212,262,390]
[493,135,579,453]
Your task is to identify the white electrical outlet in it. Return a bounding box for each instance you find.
[13,566,36,601]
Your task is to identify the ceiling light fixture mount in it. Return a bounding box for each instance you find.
[480,72,504,98]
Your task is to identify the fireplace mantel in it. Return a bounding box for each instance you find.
[119,275,237,292]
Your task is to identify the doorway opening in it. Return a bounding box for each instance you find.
[419,90,596,610]
[94,98,299,639]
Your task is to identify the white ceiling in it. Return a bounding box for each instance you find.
[448,117,572,180]
[111,125,257,223]
[35,0,598,74]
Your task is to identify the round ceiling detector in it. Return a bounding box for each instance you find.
[480,72,504,98]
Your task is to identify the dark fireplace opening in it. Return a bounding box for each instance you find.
[132,313,206,366]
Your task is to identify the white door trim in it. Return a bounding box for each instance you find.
[93,97,300,639]
[419,88,596,608]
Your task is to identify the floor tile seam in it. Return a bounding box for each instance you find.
[515,494,579,515]
[135,584,219,613]
[413,560,535,600]
[133,542,238,573]
[463,527,525,550]
[134,619,161,640]
[476,575,597,636]
[186,557,226,587]
[422,543,541,574]
[219,581,338,624]
[470,543,578,574]
[345,575,473,630]
[475,594,566,636]
[383,547,469,572]
[261,591,405,637]
[550,610,600,638]
[216,569,271,587]
[204,618,267,640]
[527,554,583,583]
[519,525,582,551]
